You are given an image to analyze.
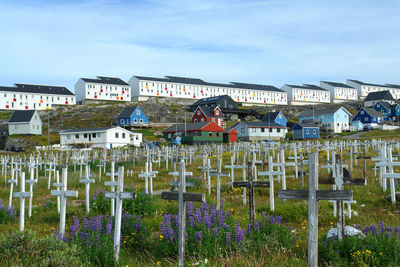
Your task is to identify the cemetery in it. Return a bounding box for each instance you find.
[0,138,400,266]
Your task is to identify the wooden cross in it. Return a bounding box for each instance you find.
[278,153,353,267]
[8,167,17,209]
[46,161,57,189]
[209,156,230,210]
[80,165,95,214]
[233,161,270,225]
[197,158,216,195]
[26,167,37,218]
[258,156,283,211]
[161,160,205,267]
[138,161,158,195]
[51,168,78,238]
[13,172,31,231]
[105,161,118,216]
[224,155,243,188]
[288,148,300,179]
[381,147,400,204]
[105,166,136,262]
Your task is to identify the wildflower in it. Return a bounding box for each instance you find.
[156,262,161,266]
[160,235,164,240]
[225,232,231,246]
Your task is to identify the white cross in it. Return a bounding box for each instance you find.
[105,161,118,216]
[382,147,400,204]
[225,155,243,189]
[258,155,283,211]
[209,156,230,210]
[13,172,31,231]
[26,167,37,218]
[51,168,78,238]
[138,161,158,195]
[105,166,135,262]
[80,165,95,214]
[197,158,216,195]
[8,167,17,209]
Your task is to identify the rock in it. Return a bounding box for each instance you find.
[384,193,400,202]
[326,226,365,240]
[353,211,358,216]
[360,203,365,207]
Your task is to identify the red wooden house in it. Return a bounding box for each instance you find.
[191,106,225,128]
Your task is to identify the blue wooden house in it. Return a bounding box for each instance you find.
[390,103,400,121]
[118,106,149,127]
[373,101,392,121]
[261,111,287,127]
[352,107,384,127]
[293,123,319,140]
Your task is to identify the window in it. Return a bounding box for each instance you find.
[261,128,265,132]
[277,128,280,133]
[215,110,219,115]
[365,117,369,121]
[241,128,245,133]
[269,128,273,133]
[98,133,101,138]
[75,134,79,138]
[134,118,138,123]
[84,134,88,138]
[197,110,201,115]
[216,132,220,137]
[313,130,316,134]
[194,119,197,122]
[360,110,364,115]
[67,135,71,140]
[120,119,124,124]
[209,132,213,137]
[122,133,126,139]
[212,118,215,122]
[252,128,256,132]
[115,132,119,138]
[136,110,140,115]
[306,130,310,134]
[140,119,143,123]
[92,133,96,138]
[337,123,339,126]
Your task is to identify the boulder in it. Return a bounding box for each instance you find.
[326,226,365,240]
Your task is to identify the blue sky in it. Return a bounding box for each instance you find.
[1,0,400,92]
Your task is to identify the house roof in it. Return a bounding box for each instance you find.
[8,110,36,123]
[233,121,286,129]
[390,103,399,110]
[134,75,284,92]
[81,76,129,86]
[386,84,400,89]
[299,107,351,118]
[162,121,224,133]
[261,111,280,122]
[284,84,328,91]
[364,90,394,102]
[192,95,232,106]
[348,80,392,88]
[196,106,219,118]
[362,108,385,117]
[0,84,74,96]
[118,106,138,119]
[60,126,125,134]
[320,81,354,88]
[295,122,320,128]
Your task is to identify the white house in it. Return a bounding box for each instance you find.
[75,76,131,104]
[0,83,75,110]
[281,84,330,105]
[8,110,42,135]
[319,81,358,103]
[128,75,288,106]
[298,106,352,133]
[59,126,142,149]
[346,79,400,100]
[230,121,287,141]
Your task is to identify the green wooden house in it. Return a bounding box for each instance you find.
[162,121,225,145]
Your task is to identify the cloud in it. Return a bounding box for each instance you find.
[0,0,400,91]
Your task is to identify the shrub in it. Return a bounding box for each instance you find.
[319,222,400,266]
[0,230,84,266]
[0,198,15,224]
[90,189,111,214]
[123,191,155,216]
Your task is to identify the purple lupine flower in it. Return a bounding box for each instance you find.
[203,211,212,228]
[247,224,252,233]
[194,231,203,243]
[385,227,392,232]
[262,211,266,221]
[371,224,378,235]
[217,209,224,226]
[225,232,231,246]
[355,224,361,230]
[394,226,399,237]
[69,216,80,238]
[194,208,202,224]
[386,232,392,238]
[105,217,113,235]
[210,205,216,223]
[200,201,208,213]
[363,226,370,234]
[189,216,195,227]
[379,221,384,234]
[83,216,89,230]
[187,201,193,213]
[212,227,218,237]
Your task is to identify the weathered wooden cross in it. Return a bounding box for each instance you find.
[258,156,283,211]
[209,156,230,210]
[51,168,78,238]
[161,160,205,267]
[105,166,136,262]
[278,153,353,267]
[13,172,31,231]
[80,165,95,214]
[233,161,270,225]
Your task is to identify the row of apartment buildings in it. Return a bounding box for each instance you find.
[2,75,400,110]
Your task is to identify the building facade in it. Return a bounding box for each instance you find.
[352,107,384,127]
[281,84,331,105]
[293,123,320,140]
[364,90,395,108]
[118,106,149,127]
[0,83,75,110]
[75,76,131,104]
[128,75,288,106]
[298,107,352,133]
[320,81,358,103]
[8,110,42,135]
[191,106,225,127]
[60,126,142,149]
[346,79,400,99]
[231,121,287,141]
[261,111,287,127]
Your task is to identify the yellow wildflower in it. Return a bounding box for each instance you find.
[160,235,164,240]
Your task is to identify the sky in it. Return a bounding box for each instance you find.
[0,0,400,92]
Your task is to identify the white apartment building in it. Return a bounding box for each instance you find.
[59,126,142,149]
[0,83,75,110]
[75,76,131,104]
[281,84,331,105]
[128,75,288,106]
[320,81,358,103]
[346,79,400,99]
